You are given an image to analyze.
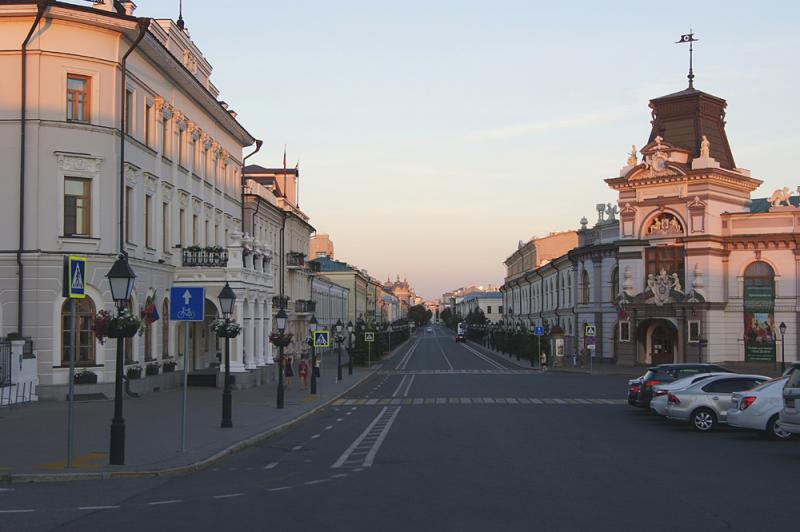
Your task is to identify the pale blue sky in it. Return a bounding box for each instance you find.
[133,0,799,299]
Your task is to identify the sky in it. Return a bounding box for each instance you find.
[130,0,799,300]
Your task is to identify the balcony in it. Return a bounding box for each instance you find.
[272,296,290,309]
[287,252,305,269]
[295,300,316,314]
[182,247,228,268]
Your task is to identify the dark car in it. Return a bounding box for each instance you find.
[627,377,643,406]
[633,363,733,408]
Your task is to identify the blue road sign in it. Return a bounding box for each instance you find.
[534,326,545,336]
[313,330,330,348]
[170,287,205,322]
[64,256,86,299]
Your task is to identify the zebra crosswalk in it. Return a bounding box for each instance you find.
[332,397,626,407]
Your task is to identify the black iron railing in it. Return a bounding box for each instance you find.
[295,300,316,313]
[273,296,290,309]
[182,248,229,267]
[287,252,305,268]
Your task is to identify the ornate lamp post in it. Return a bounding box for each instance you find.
[218,282,236,428]
[276,308,288,409]
[309,315,318,394]
[107,254,136,466]
[347,321,354,375]
[335,319,344,381]
[780,322,787,374]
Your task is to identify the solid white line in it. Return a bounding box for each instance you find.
[332,407,389,468]
[79,506,120,510]
[402,375,415,397]
[391,374,408,397]
[213,493,244,499]
[363,407,402,467]
[0,509,35,514]
[264,462,279,470]
[461,344,505,370]
[148,499,184,506]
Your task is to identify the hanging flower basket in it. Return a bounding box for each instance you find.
[269,332,293,347]
[94,308,143,344]
[212,318,242,339]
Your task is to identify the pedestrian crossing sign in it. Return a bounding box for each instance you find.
[365,332,375,343]
[314,330,330,348]
[585,324,596,337]
[63,255,86,299]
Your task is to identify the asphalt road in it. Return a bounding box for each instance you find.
[2,325,798,532]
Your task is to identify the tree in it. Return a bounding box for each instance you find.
[407,304,431,327]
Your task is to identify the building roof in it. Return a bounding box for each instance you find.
[243,164,299,176]
[462,291,503,302]
[647,87,735,170]
[749,196,800,213]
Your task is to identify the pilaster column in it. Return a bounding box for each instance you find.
[230,299,246,372]
[255,300,265,366]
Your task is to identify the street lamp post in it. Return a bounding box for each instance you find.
[335,319,343,381]
[780,322,787,374]
[347,321,354,375]
[276,308,288,409]
[107,254,136,466]
[309,315,318,395]
[218,282,236,428]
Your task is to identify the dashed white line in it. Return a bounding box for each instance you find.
[292,445,303,451]
[336,418,344,422]
[0,509,35,514]
[311,434,321,439]
[213,493,244,499]
[325,425,333,430]
[79,505,120,510]
[304,479,330,485]
[330,473,348,479]
[148,499,183,506]
[0,488,15,493]
[264,462,279,470]
[269,486,293,492]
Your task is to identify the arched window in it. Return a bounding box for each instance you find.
[743,261,776,362]
[61,297,96,366]
[581,270,590,304]
[162,299,170,359]
[611,267,619,300]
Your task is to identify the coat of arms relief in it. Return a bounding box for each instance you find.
[646,269,683,306]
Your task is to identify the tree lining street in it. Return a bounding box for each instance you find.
[2,325,796,532]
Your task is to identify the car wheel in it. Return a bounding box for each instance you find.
[766,414,793,441]
[691,408,717,432]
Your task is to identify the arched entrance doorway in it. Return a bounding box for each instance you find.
[637,319,678,365]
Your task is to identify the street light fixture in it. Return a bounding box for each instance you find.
[276,308,288,409]
[346,320,354,376]
[218,282,236,428]
[335,319,343,381]
[309,315,318,394]
[107,253,135,466]
[779,321,787,374]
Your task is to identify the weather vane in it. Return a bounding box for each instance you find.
[676,31,698,89]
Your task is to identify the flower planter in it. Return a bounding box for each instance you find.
[126,367,142,380]
[74,372,98,385]
[163,364,176,373]
[145,365,160,376]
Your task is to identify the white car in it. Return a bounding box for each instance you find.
[728,377,792,440]
[650,373,729,416]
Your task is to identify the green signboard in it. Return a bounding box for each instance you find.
[743,284,775,362]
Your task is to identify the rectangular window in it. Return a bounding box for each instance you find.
[64,177,91,237]
[144,195,152,248]
[162,203,169,252]
[487,306,492,314]
[688,320,701,343]
[125,89,133,134]
[498,305,503,314]
[145,103,153,146]
[179,129,187,166]
[125,187,134,244]
[162,119,169,157]
[619,321,631,343]
[214,224,219,246]
[204,220,209,246]
[66,74,90,122]
[192,215,198,245]
[179,208,185,247]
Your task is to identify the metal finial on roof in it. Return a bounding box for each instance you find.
[177,0,185,30]
[676,31,698,89]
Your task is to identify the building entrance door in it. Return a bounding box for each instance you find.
[650,323,675,365]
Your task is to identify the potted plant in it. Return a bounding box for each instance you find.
[163,359,177,373]
[73,368,98,385]
[126,364,142,380]
[211,318,242,338]
[185,245,202,253]
[269,331,293,347]
[93,308,143,344]
[145,361,161,376]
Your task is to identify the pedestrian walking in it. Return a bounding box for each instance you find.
[284,355,294,388]
[298,356,309,389]
[540,352,548,372]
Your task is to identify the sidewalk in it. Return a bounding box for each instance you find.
[0,349,383,483]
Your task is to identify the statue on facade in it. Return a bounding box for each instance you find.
[627,145,638,167]
[700,135,711,158]
[605,203,619,221]
[768,186,796,207]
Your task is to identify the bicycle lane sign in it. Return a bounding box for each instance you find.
[170,287,205,322]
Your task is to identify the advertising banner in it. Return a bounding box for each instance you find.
[743,284,775,362]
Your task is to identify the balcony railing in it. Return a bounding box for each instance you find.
[295,300,316,313]
[182,248,229,267]
[272,296,290,309]
[287,252,305,268]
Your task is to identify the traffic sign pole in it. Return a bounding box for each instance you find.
[181,323,189,452]
[66,299,76,468]
[169,287,205,449]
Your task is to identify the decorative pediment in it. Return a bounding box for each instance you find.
[124,162,140,187]
[178,190,190,208]
[144,173,158,194]
[55,152,103,174]
[644,211,684,237]
[160,181,174,200]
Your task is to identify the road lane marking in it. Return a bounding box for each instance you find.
[311,434,321,439]
[269,486,292,492]
[264,462,279,469]
[332,407,402,469]
[435,338,455,370]
[0,509,35,514]
[304,479,330,485]
[292,445,303,451]
[148,500,183,506]
[79,506,120,510]
[460,343,507,370]
[402,375,415,397]
[395,341,418,370]
[392,374,409,397]
[213,493,244,499]
[325,425,334,430]
[330,473,348,479]
[363,407,401,467]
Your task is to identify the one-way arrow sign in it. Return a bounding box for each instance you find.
[170,286,205,322]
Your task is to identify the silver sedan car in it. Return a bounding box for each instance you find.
[650,373,729,416]
[664,374,769,431]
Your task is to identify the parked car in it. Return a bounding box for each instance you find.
[650,373,729,416]
[455,334,465,343]
[665,374,769,431]
[633,363,733,409]
[728,377,792,440]
[779,363,800,436]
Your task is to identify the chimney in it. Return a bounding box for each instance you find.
[121,1,137,15]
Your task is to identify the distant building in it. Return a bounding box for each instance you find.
[458,292,504,324]
[310,234,335,260]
